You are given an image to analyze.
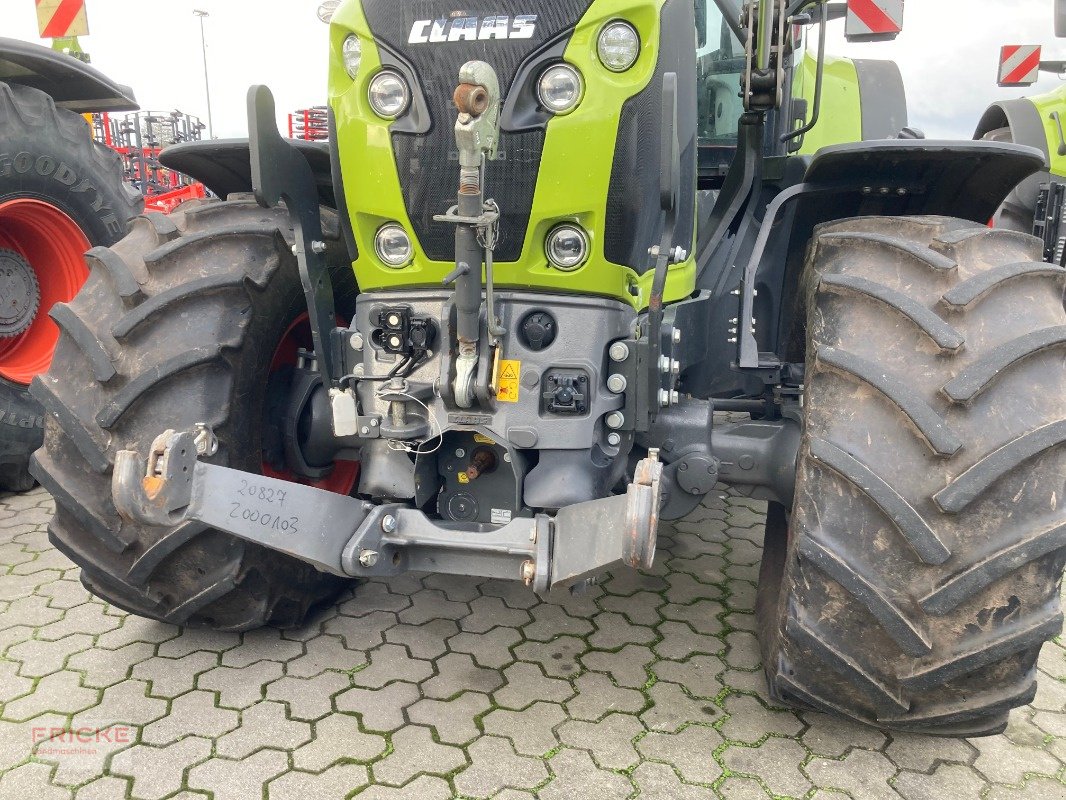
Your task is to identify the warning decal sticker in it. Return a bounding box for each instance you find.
[497,360,521,403]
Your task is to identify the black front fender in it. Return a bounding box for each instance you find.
[0,36,136,112]
[158,138,337,209]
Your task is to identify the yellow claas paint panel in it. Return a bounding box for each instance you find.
[326,0,695,310]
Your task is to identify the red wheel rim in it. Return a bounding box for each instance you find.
[0,198,89,385]
[263,312,360,495]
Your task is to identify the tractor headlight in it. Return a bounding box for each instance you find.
[545,224,589,270]
[537,64,583,115]
[368,70,410,119]
[598,21,640,72]
[375,224,413,267]
[342,35,362,79]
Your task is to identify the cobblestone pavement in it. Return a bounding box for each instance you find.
[0,487,1064,800]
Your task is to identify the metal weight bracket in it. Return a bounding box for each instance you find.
[248,84,340,389]
[112,431,665,594]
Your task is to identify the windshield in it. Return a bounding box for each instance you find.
[696,0,746,148]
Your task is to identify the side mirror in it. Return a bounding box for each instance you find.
[997,45,1041,87]
[1057,0,1066,38]
[845,0,904,43]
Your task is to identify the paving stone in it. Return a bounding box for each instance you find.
[483,701,566,756]
[654,620,723,660]
[336,581,412,617]
[335,680,420,732]
[720,694,804,743]
[641,680,720,732]
[0,761,71,800]
[580,644,655,688]
[421,573,484,602]
[723,630,761,669]
[565,671,645,721]
[652,655,726,699]
[284,633,367,677]
[599,591,663,626]
[599,568,669,598]
[187,749,289,800]
[522,603,594,641]
[36,601,122,641]
[448,626,521,669]
[372,725,466,785]
[198,659,284,708]
[970,730,1060,784]
[631,761,718,799]
[154,628,240,658]
[266,763,369,800]
[6,633,94,678]
[421,651,503,699]
[985,775,1066,800]
[1032,674,1066,712]
[540,748,632,800]
[493,662,574,710]
[110,736,213,800]
[67,641,154,688]
[589,611,657,649]
[74,776,133,800]
[806,749,901,800]
[800,713,887,758]
[356,775,453,800]
[350,644,433,688]
[558,712,645,770]
[2,669,98,721]
[215,700,311,758]
[141,690,239,745]
[34,720,136,787]
[479,579,542,610]
[638,724,724,784]
[512,636,586,679]
[1004,708,1053,747]
[131,651,218,698]
[220,628,304,667]
[324,610,399,651]
[398,589,470,625]
[386,618,460,659]
[292,712,386,770]
[265,670,350,721]
[723,738,811,797]
[70,678,167,727]
[95,616,178,650]
[664,572,724,605]
[718,776,773,799]
[894,762,989,800]
[1033,708,1066,737]
[459,595,532,633]
[0,659,33,701]
[408,692,491,745]
[452,735,548,799]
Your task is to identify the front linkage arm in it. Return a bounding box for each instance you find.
[112,431,664,593]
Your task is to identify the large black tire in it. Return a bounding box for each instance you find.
[0,81,142,491]
[757,216,1066,736]
[30,196,357,630]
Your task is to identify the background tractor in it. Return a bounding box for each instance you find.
[0,34,142,492]
[30,0,1066,737]
[0,0,210,494]
[975,0,1066,254]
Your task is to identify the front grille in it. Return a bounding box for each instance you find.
[361,1,593,262]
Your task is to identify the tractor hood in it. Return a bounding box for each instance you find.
[326,0,698,309]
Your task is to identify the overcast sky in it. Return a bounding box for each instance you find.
[3,0,1064,140]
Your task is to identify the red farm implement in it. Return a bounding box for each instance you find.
[288,106,329,141]
[91,110,208,213]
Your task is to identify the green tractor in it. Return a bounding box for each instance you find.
[32,0,1065,737]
